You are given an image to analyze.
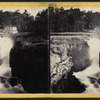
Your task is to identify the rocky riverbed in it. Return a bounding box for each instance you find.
[50,34,92,93]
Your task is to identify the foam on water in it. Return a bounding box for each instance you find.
[0,35,25,93]
[0,36,14,77]
[73,37,100,93]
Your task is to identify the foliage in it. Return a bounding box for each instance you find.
[0,9,48,39]
[49,7,100,32]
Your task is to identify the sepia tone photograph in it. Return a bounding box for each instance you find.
[50,6,100,93]
[2,5,100,95]
[0,7,49,93]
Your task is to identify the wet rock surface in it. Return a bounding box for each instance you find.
[10,41,49,93]
[50,36,91,93]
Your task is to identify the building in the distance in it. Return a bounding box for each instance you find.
[4,25,18,34]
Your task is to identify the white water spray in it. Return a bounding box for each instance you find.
[73,36,100,93]
[0,35,25,93]
[0,36,14,77]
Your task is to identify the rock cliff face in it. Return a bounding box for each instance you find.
[0,36,25,93]
[10,41,49,93]
[50,36,91,93]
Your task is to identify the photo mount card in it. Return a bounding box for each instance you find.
[0,1,99,99]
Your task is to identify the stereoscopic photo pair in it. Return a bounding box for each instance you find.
[0,6,100,93]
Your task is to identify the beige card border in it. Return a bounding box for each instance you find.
[0,2,99,98]
[0,94,100,98]
[0,2,100,7]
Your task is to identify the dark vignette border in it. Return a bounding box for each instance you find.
[0,0,100,2]
[0,98,100,100]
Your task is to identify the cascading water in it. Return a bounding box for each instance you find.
[0,35,25,93]
[0,36,14,77]
[73,36,100,93]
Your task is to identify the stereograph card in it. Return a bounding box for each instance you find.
[0,1,98,100]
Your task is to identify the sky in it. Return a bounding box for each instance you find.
[0,7,100,17]
[64,7,100,12]
[0,7,47,17]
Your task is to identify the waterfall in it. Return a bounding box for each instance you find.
[73,37,100,93]
[0,35,25,93]
[0,36,14,77]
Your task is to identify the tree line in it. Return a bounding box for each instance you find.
[1,7,100,38]
[0,9,48,39]
[49,7,100,32]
